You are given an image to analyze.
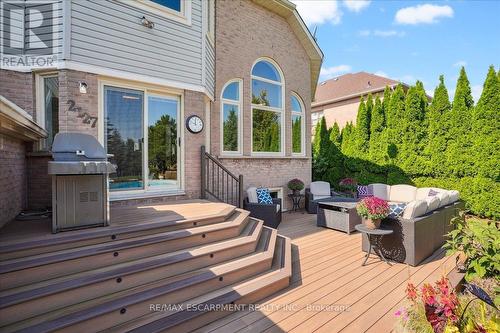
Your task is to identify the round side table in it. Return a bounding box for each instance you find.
[355,224,393,266]
[287,194,304,213]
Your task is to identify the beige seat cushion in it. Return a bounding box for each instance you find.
[425,196,440,213]
[370,183,390,201]
[436,192,450,207]
[247,187,258,203]
[402,200,428,219]
[416,187,434,200]
[448,190,460,203]
[389,185,417,203]
[310,181,331,196]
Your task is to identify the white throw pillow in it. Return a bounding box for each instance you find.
[402,200,428,219]
[425,196,440,213]
[247,187,258,203]
[389,185,417,203]
[370,183,390,201]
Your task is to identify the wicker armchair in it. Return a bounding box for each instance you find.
[243,197,282,229]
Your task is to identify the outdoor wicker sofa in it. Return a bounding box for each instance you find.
[359,184,463,266]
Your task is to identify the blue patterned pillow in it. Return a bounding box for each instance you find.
[357,185,373,198]
[388,203,407,218]
[256,188,273,204]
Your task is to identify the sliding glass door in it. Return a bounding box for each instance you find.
[104,86,180,192]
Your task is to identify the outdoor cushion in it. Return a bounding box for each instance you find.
[357,185,373,198]
[402,200,428,219]
[389,185,417,203]
[247,187,258,203]
[448,190,460,203]
[415,187,434,200]
[436,192,450,207]
[313,194,331,201]
[425,196,441,213]
[276,204,281,213]
[256,188,273,204]
[310,181,330,196]
[388,203,407,218]
[370,183,390,201]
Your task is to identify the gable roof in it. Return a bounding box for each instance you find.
[313,72,401,107]
[252,0,324,98]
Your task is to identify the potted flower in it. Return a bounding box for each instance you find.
[338,178,358,197]
[287,178,304,196]
[356,196,389,229]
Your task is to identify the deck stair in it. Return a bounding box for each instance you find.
[0,204,292,333]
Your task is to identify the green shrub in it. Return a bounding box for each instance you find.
[444,212,500,281]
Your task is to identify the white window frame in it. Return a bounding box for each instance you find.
[35,72,59,151]
[291,92,306,156]
[98,79,185,200]
[126,0,192,26]
[205,0,215,45]
[220,79,243,156]
[250,58,285,156]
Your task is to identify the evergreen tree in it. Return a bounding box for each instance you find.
[399,83,428,174]
[223,109,238,151]
[312,117,331,181]
[386,84,406,161]
[472,66,500,180]
[341,122,355,156]
[354,96,371,156]
[329,122,342,147]
[369,96,387,163]
[446,67,475,176]
[426,75,451,175]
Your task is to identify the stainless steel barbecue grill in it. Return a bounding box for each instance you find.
[48,132,116,233]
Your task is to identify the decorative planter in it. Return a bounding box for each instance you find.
[363,218,381,229]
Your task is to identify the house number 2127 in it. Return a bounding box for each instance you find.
[67,100,98,128]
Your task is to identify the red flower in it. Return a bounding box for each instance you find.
[406,282,418,302]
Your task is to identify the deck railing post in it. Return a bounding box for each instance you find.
[238,174,244,208]
[200,145,206,199]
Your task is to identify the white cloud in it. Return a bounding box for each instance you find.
[291,0,342,25]
[343,0,371,13]
[395,4,453,25]
[359,30,405,37]
[453,60,467,67]
[320,64,352,79]
[374,71,389,78]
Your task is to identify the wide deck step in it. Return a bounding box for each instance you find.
[0,210,249,290]
[1,226,276,333]
[0,205,235,260]
[106,235,291,333]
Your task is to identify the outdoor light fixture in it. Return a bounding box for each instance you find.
[79,81,88,94]
[141,16,154,29]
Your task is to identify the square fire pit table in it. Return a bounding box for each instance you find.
[316,198,360,234]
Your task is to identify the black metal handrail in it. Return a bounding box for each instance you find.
[201,146,243,208]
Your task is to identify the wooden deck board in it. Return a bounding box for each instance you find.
[201,211,458,333]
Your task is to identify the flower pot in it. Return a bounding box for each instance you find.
[364,218,381,229]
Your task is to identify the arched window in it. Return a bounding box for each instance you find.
[221,79,242,154]
[291,93,305,155]
[251,59,284,154]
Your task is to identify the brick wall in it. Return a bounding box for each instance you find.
[58,70,99,136]
[0,70,35,118]
[220,157,311,210]
[26,154,52,209]
[0,134,27,226]
[212,0,313,207]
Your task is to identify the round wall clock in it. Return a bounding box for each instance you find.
[186,115,204,134]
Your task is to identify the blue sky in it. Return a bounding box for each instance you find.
[291,0,500,102]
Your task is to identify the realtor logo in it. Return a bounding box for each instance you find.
[1,0,58,68]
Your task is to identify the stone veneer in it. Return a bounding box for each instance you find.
[212,0,313,209]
